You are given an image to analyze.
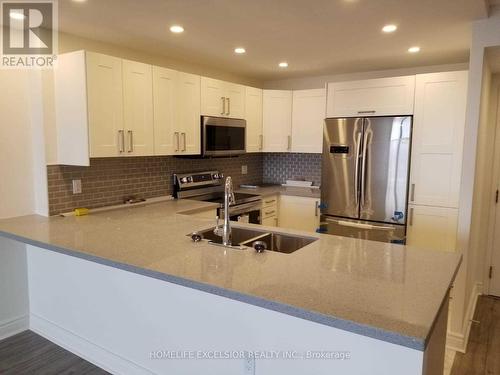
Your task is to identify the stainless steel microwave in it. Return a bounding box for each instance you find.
[202,116,246,157]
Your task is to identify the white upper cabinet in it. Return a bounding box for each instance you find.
[86,52,124,158]
[122,60,154,156]
[176,72,201,155]
[153,66,178,155]
[245,86,263,153]
[291,89,326,153]
[263,90,293,152]
[201,77,245,119]
[326,76,415,117]
[409,71,468,208]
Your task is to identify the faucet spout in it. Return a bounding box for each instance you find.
[222,176,234,246]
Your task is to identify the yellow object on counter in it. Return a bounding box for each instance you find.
[74,208,90,216]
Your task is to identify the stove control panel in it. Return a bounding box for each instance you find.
[174,171,225,192]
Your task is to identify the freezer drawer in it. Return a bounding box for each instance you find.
[318,216,406,244]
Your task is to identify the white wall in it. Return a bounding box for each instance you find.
[450,7,500,348]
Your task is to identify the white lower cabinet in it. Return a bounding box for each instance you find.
[278,195,320,232]
[406,205,458,252]
[261,195,279,227]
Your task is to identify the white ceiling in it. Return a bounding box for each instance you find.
[58,0,488,81]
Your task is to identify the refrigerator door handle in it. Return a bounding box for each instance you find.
[360,126,370,206]
[325,218,395,231]
[354,131,362,205]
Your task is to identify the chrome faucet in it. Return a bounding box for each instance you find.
[214,176,235,246]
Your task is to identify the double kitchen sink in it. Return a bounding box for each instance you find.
[190,227,318,254]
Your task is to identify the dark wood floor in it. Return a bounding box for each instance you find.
[451,295,500,375]
[0,330,109,375]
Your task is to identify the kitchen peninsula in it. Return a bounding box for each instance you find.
[0,198,460,375]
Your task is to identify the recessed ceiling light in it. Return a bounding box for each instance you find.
[408,46,421,53]
[234,47,246,54]
[72,0,87,2]
[9,10,25,20]
[279,62,288,68]
[170,25,184,34]
[382,24,397,33]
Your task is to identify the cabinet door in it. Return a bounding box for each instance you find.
[86,52,124,157]
[409,71,468,208]
[263,90,292,152]
[122,60,154,156]
[291,89,326,153]
[278,195,320,232]
[245,86,263,152]
[153,66,178,155]
[226,83,245,119]
[200,77,226,117]
[177,72,201,155]
[262,216,279,227]
[326,76,415,117]
[406,205,458,252]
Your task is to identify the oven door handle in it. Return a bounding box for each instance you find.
[222,202,262,216]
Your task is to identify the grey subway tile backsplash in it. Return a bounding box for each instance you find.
[263,153,322,186]
[46,152,321,215]
[47,154,262,215]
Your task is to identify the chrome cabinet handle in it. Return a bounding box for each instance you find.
[358,110,376,114]
[315,201,319,217]
[410,183,416,202]
[265,210,276,216]
[259,135,263,150]
[174,132,180,152]
[182,132,186,151]
[221,97,226,115]
[127,130,133,153]
[118,130,124,153]
[226,97,230,115]
[409,207,414,226]
[264,199,276,204]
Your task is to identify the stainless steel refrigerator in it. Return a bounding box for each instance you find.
[319,116,412,243]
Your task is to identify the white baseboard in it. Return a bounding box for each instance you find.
[446,282,482,353]
[0,314,29,340]
[30,314,155,375]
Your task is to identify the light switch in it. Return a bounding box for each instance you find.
[72,179,82,194]
[241,165,248,175]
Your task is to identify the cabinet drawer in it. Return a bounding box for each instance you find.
[262,207,278,219]
[262,195,279,208]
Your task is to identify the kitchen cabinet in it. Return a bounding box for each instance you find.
[122,60,154,156]
[245,86,263,152]
[176,72,201,155]
[263,90,293,152]
[85,52,125,159]
[406,205,458,252]
[153,66,177,155]
[278,195,320,232]
[291,89,326,153]
[201,77,245,119]
[409,71,468,208]
[261,194,279,227]
[326,76,415,118]
[55,51,202,164]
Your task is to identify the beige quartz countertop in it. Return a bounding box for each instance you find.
[237,185,321,199]
[0,199,460,351]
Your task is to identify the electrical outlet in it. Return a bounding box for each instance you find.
[241,165,248,175]
[72,179,82,194]
[243,355,255,375]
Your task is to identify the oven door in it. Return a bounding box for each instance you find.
[219,202,262,225]
[202,116,246,156]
